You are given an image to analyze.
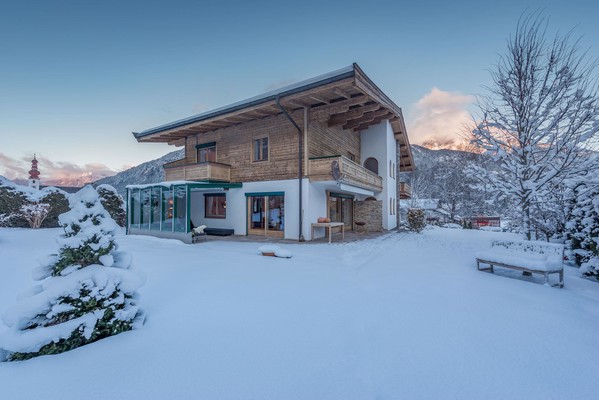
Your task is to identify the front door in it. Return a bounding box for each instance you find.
[247,194,285,237]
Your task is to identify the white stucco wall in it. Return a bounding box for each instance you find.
[360,120,397,230]
[189,178,308,240]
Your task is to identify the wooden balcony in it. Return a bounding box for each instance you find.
[399,182,412,199]
[163,160,231,182]
[308,155,383,192]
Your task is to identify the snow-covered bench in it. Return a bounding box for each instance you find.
[476,240,564,287]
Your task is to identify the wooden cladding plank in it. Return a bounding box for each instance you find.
[308,121,360,162]
[178,111,303,183]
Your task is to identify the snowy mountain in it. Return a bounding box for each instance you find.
[93,149,184,195]
[44,171,113,188]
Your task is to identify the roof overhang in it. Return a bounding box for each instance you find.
[132,63,415,171]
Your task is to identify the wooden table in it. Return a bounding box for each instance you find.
[311,222,345,243]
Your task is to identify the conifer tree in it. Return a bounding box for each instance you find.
[0,186,144,362]
[96,184,126,227]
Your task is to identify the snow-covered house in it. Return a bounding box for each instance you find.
[127,64,415,242]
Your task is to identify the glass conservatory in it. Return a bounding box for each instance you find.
[126,181,242,243]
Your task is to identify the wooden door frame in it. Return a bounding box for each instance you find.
[246,193,285,238]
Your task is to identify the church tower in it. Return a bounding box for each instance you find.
[28,154,40,190]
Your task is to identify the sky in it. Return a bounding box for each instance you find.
[1,0,598,182]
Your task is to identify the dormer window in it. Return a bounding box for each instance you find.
[197,142,216,163]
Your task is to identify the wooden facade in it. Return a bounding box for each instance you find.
[134,64,415,177]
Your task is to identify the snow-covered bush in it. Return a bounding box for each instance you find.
[0,184,28,228]
[0,186,145,362]
[97,184,126,227]
[19,203,51,229]
[407,209,426,233]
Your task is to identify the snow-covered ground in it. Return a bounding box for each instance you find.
[1,227,598,399]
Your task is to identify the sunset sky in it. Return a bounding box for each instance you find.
[1,0,598,181]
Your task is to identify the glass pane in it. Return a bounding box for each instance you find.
[140,189,150,229]
[162,188,173,232]
[131,189,140,226]
[151,187,161,230]
[250,197,265,230]
[205,195,226,218]
[174,186,187,232]
[267,195,284,231]
[329,197,339,223]
[342,198,353,227]
[262,138,268,160]
[199,146,216,163]
[254,139,260,161]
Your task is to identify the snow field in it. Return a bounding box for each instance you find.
[0,227,598,399]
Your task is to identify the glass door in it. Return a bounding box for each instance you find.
[328,193,354,231]
[248,196,266,235]
[247,194,285,237]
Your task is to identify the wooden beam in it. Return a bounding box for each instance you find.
[351,112,395,131]
[309,94,330,104]
[327,103,381,127]
[343,109,392,130]
[309,94,371,121]
[333,88,351,99]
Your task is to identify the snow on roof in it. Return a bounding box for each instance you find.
[135,65,355,138]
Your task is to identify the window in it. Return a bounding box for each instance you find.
[174,186,187,232]
[150,187,161,230]
[253,137,268,162]
[389,161,393,177]
[197,142,216,163]
[364,157,378,175]
[205,194,226,218]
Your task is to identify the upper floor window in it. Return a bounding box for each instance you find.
[253,137,269,162]
[364,157,378,175]
[197,142,216,163]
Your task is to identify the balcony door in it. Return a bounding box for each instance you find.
[247,193,284,237]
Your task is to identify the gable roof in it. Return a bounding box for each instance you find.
[133,63,414,171]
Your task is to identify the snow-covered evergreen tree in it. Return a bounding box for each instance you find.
[96,184,126,227]
[469,14,599,240]
[407,209,426,233]
[565,178,599,278]
[0,186,145,362]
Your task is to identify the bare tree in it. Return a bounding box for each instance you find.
[20,203,51,229]
[470,13,599,240]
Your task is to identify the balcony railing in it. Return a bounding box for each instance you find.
[308,155,383,192]
[163,160,231,182]
[399,182,412,199]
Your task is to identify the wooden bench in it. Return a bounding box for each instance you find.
[476,239,564,287]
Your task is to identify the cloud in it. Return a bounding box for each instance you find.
[408,88,474,149]
[0,153,117,186]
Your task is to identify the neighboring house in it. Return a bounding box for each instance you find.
[399,198,451,224]
[467,216,501,229]
[126,63,415,243]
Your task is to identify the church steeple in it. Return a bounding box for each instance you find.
[28,154,40,190]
